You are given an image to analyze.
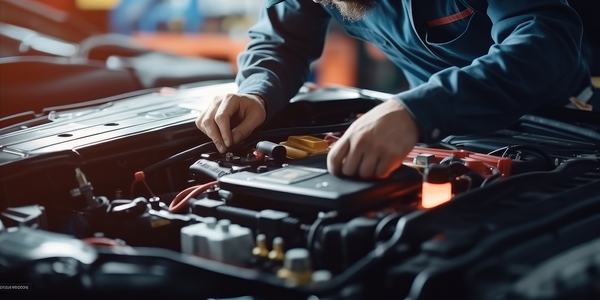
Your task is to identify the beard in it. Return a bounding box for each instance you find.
[320,0,377,22]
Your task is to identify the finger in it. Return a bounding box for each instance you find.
[215,95,239,147]
[327,136,350,175]
[570,97,584,109]
[375,154,402,179]
[570,97,593,111]
[196,95,220,133]
[358,151,379,179]
[342,144,364,177]
[195,100,212,133]
[195,111,206,133]
[201,102,226,153]
[230,111,265,145]
[198,99,217,135]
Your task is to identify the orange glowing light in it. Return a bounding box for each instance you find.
[422,182,453,208]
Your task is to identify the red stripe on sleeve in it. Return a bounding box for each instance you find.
[427,8,474,27]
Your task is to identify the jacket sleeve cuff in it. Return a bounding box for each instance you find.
[237,73,288,124]
[395,82,453,144]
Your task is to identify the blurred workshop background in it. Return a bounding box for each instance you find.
[1,0,409,92]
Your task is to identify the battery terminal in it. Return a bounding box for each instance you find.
[253,234,269,258]
[268,237,285,261]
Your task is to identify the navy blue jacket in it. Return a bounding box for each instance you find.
[236,0,595,143]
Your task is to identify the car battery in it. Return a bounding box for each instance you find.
[218,154,423,216]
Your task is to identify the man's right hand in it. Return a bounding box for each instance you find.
[196,93,266,153]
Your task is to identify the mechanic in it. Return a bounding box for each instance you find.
[196,0,598,179]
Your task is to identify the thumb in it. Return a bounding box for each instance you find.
[231,113,264,144]
[231,125,252,145]
[570,97,593,111]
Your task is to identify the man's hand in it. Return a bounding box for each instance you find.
[327,99,419,179]
[196,93,266,153]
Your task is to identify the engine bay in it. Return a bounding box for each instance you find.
[1,83,600,300]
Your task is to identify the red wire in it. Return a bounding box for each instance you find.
[169,181,219,213]
[130,171,145,198]
[130,171,156,198]
[253,150,265,161]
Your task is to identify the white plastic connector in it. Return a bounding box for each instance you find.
[181,218,253,264]
[414,154,435,166]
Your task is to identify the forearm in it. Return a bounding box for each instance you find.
[236,0,331,122]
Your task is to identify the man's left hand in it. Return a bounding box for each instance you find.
[327,99,420,179]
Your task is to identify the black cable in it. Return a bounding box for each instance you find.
[503,145,555,170]
[501,147,514,158]
[373,213,402,244]
[439,156,466,165]
[480,166,502,187]
[143,141,216,174]
[306,211,339,255]
[488,145,555,170]
[487,146,510,156]
[306,216,324,254]
[457,173,474,191]
[215,205,258,220]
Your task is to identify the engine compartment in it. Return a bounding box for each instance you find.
[1,83,599,300]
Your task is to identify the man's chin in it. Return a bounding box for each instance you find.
[321,0,377,22]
